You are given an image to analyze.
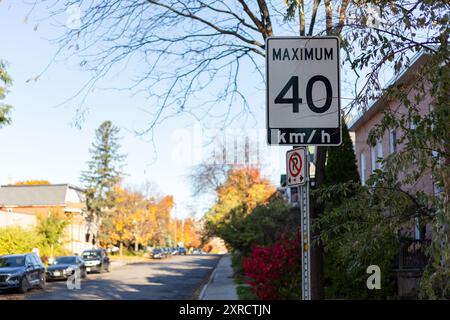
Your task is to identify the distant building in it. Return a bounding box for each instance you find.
[0,209,37,230]
[0,184,91,255]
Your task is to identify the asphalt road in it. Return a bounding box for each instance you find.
[0,255,220,300]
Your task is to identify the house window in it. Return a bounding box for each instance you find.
[414,217,421,240]
[377,140,383,169]
[370,145,376,172]
[434,181,444,195]
[360,153,366,185]
[389,130,397,154]
[432,150,443,195]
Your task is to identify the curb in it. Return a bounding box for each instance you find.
[198,256,222,300]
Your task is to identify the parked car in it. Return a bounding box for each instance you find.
[0,253,46,293]
[106,246,119,254]
[81,249,110,273]
[177,247,187,255]
[191,248,208,255]
[151,248,164,259]
[46,256,87,280]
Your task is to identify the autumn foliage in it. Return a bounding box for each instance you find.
[171,218,202,248]
[243,230,301,300]
[215,167,275,215]
[15,180,50,185]
[204,167,276,246]
[99,186,175,254]
[99,186,201,254]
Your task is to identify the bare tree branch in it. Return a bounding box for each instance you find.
[336,0,349,34]
[324,0,333,34]
[308,0,321,36]
[147,0,263,48]
[297,0,305,36]
[237,0,264,34]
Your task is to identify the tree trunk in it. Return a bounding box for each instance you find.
[310,146,327,300]
[134,241,139,252]
[93,216,100,247]
[87,232,94,247]
[119,241,123,257]
[307,1,335,299]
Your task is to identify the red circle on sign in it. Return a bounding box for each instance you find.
[289,152,303,177]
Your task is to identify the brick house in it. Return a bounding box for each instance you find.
[349,51,439,297]
[0,184,92,254]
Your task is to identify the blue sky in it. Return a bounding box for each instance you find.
[0,1,288,218]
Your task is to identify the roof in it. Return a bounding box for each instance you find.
[0,254,29,258]
[0,184,84,207]
[349,50,431,132]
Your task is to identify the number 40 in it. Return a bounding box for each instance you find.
[274,75,333,113]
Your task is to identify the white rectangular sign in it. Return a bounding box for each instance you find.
[266,37,342,146]
[286,147,307,186]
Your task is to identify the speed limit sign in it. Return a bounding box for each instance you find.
[266,37,342,146]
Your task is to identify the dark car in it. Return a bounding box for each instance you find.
[46,256,87,281]
[0,253,46,293]
[151,248,164,259]
[177,247,187,255]
[81,249,110,273]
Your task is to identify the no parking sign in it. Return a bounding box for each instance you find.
[286,147,306,186]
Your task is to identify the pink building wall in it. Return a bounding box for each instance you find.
[351,77,435,195]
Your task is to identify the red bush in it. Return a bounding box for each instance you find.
[242,230,301,299]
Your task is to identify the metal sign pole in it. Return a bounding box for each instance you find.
[299,148,311,300]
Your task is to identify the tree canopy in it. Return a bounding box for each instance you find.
[0,60,12,128]
[81,120,126,243]
[203,167,276,249]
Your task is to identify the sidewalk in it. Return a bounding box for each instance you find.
[200,254,238,300]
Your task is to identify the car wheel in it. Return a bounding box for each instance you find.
[82,269,87,279]
[18,277,30,293]
[38,274,46,289]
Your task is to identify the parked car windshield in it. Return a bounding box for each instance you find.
[82,251,101,259]
[0,256,25,268]
[52,257,76,265]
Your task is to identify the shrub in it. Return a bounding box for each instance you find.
[207,195,300,256]
[0,226,70,264]
[243,230,301,300]
[0,226,43,255]
[38,244,70,264]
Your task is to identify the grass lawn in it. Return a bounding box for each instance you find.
[231,252,257,300]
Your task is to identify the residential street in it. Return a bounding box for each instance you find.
[10,255,220,300]
[1,0,448,304]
